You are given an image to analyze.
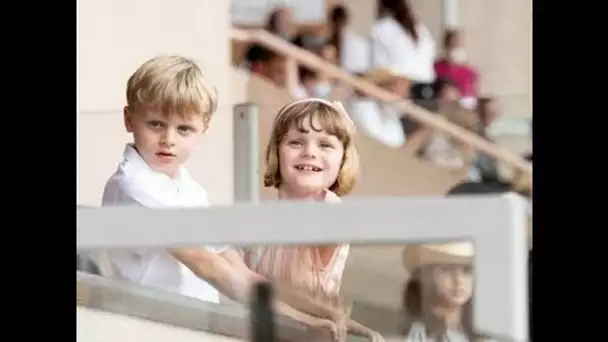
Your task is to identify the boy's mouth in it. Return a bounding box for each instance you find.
[156,151,176,158]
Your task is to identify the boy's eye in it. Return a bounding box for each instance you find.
[178,125,195,134]
[147,120,165,129]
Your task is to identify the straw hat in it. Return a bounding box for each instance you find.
[402,242,474,273]
[362,67,409,85]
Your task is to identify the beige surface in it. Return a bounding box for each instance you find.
[77,0,244,206]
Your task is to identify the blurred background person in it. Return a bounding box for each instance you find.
[245,45,287,88]
[371,0,436,101]
[328,5,370,74]
[434,29,479,110]
[347,68,411,149]
[472,97,502,186]
[265,6,295,40]
[422,102,481,180]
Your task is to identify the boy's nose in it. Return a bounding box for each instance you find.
[160,129,177,146]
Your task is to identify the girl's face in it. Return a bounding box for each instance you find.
[278,115,345,196]
[426,264,474,307]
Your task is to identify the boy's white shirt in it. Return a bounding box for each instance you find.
[98,143,228,303]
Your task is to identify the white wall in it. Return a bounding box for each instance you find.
[77,0,243,206]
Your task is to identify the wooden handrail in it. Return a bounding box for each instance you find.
[231,28,532,175]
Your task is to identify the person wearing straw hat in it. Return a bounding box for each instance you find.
[397,242,489,342]
[347,67,430,151]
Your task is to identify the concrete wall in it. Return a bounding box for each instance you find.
[77,0,245,206]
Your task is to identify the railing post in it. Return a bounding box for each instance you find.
[233,103,260,203]
[285,57,298,94]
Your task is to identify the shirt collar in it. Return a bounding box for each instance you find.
[122,143,186,187]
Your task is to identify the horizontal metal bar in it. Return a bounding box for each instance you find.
[76,194,528,341]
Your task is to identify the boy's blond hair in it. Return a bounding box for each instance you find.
[263,99,359,196]
[126,55,218,127]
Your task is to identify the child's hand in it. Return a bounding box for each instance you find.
[366,330,385,342]
[309,316,347,341]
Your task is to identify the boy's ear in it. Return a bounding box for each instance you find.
[123,106,133,133]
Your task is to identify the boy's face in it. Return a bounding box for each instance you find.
[124,107,206,178]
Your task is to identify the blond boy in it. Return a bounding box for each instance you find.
[99,55,356,339]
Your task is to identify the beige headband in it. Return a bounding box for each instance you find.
[276,97,355,131]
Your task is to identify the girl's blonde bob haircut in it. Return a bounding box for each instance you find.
[263,99,359,196]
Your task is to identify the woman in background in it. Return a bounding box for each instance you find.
[371,0,436,100]
[265,7,294,40]
[328,5,371,74]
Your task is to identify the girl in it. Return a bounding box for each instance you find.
[400,242,488,342]
[245,98,384,342]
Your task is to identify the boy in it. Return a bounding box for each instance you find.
[99,55,352,339]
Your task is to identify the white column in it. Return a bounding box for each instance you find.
[441,0,460,29]
[233,103,260,203]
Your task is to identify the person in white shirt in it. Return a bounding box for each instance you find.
[328,5,370,74]
[347,68,410,148]
[95,55,354,339]
[371,0,436,100]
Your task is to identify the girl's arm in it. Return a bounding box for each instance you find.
[170,247,348,323]
[347,319,385,342]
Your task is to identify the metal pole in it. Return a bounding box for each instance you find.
[233,103,260,203]
[441,0,460,30]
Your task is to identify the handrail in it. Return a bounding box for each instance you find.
[77,271,345,341]
[230,28,532,176]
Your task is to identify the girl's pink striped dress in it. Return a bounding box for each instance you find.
[244,244,351,306]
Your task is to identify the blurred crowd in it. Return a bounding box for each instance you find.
[240,0,531,190]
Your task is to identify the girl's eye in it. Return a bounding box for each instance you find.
[288,140,302,146]
[319,142,334,149]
